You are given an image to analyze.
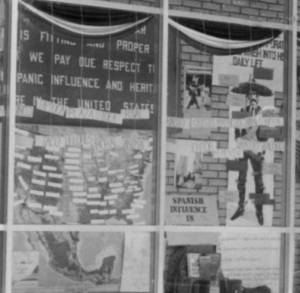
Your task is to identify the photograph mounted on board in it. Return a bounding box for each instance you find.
[184,66,212,112]
[175,153,203,190]
[167,139,217,191]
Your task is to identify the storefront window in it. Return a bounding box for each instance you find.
[1,0,299,292]
[165,232,283,293]
[166,18,286,227]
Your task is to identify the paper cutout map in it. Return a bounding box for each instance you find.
[13,125,153,225]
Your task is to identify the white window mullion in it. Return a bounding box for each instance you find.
[5,0,19,292]
[286,0,298,292]
[155,1,168,293]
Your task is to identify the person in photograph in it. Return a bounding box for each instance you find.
[186,80,200,109]
[231,91,265,225]
[186,83,211,110]
[199,85,211,110]
[176,155,203,189]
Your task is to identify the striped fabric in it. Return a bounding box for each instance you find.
[20,0,151,36]
[169,18,281,55]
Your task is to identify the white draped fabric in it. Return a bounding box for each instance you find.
[169,18,274,50]
[20,0,151,36]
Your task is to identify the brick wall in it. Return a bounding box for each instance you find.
[85,0,288,22]
[166,92,284,225]
[169,0,286,24]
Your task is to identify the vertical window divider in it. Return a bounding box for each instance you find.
[4,0,18,292]
[155,1,168,293]
[285,0,298,292]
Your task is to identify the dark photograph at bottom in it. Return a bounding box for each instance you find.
[165,233,280,293]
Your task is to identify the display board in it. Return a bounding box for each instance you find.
[166,24,285,227]
[14,125,153,225]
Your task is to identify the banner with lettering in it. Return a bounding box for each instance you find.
[165,195,219,226]
[212,33,284,92]
[16,3,157,130]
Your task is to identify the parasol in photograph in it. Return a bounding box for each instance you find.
[231,80,273,97]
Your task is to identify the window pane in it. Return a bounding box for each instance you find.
[295,36,300,227]
[0,0,5,225]
[12,231,154,292]
[14,2,159,225]
[169,0,287,25]
[165,232,283,293]
[166,19,286,227]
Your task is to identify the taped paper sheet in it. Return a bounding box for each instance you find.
[120,232,150,292]
[218,233,280,293]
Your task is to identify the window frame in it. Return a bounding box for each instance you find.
[2,0,299,292]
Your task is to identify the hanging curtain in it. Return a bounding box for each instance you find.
[20,0,152,36]
[169,17,282,55]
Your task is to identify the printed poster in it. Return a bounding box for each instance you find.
[183,66,212,111]
[13,231,150,292]
[120,232,151,292]
[167,139,217,190]
[172,66,212,139]
[165,195,219,226]
[212,34,284,227]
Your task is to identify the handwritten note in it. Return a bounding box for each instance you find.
[219,74,239,87]
[218,233,280,292]
[167,117,190,129]
[237,140,285,152]
[263,162,282,175]
[121,109,150,120]
[16,105,33,117]
[167,232,219,246]
[15,134,34,149]
[120,232,150,292]
[212,148,243,159]
[36,98,66,116]
[218,190,239,203]
[226,94,246,107]
[296,130,300,141]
